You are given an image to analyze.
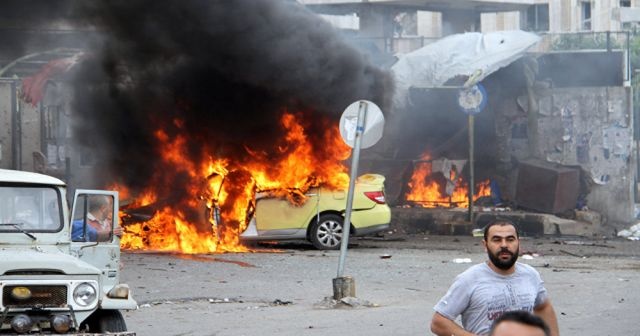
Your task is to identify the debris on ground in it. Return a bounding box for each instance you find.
[618,223,640,241]
[552,240,615,248]
[208,298,231,303]
[451,258,472,263]
[314,296,379,309]
[559,250,587,258]
[271,299,293,306]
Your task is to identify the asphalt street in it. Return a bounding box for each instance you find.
[120,234,640,336]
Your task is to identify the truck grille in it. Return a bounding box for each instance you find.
[3,285,67,308]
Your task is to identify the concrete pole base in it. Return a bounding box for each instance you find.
[332,276,356,300]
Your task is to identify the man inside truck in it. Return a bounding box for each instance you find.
[72,195,121,242]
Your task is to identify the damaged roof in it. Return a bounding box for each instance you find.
[391,30,541,110]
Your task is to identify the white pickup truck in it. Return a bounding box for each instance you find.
[0,169,136,335]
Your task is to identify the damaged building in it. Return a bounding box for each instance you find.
[380,32,634,236]
[303,0,637,235]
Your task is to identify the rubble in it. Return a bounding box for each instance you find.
[617,223,640,241]
[313,296,379,309]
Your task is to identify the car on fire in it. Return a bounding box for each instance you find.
[0,169,136,335]
[240,173,391,250]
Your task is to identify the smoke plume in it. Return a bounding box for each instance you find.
[68,0,393,191]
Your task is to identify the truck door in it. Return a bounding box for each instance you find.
[69,190,121,291]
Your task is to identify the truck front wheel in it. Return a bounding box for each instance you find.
[84,309,127,333]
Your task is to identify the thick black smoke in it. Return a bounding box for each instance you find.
[68,0,393,192]
[0,0,84,62]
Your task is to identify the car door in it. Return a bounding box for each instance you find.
[255,188,320,234]
[69,189,121,289]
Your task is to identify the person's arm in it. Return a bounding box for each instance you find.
[534,299,559,336]
[96,228,111,241]
[430,312,478,336]
[113,225,123,238]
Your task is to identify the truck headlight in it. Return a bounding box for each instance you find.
[73,283,97,307]
[51,315,72,334]
[11,314,33,333]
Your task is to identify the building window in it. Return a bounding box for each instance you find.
[620,0,633,30]
[525,4,549,32]
[581,1,592,30]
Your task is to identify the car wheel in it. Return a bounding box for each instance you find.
[310,214,344,250]
[84,310,127,333]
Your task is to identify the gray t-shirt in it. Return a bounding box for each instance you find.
[433,262,548,335]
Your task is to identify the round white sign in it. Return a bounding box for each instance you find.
[457,83,487,115]
[339,100,385,149]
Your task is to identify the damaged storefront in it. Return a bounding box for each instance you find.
[372,31,635,236]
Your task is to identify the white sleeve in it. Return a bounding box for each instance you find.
[534,270,549,307]
[433,274,472,320]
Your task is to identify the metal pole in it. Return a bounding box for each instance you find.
[337,101,367,278]
[468,114,475,224]
[627,31,631,83]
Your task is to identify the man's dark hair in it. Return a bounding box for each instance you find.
[490,310,550,336]
[88,195,110,212]
[483,218,519,241]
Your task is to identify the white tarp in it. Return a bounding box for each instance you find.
[391,30,541,110]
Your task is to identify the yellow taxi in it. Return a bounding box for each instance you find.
[240,174,391,250]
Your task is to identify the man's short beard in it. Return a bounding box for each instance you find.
[488,248,519,270]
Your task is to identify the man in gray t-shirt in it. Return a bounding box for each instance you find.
[430,220,559,336]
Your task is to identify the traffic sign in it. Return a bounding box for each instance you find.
[339,100,385,149]
[457,83,487,115]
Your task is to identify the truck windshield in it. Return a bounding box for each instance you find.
[0,185,62,232]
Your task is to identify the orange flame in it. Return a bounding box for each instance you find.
[405,152,490,208]
[117,111,351,254]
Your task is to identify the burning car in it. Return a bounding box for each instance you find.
[115,113,390,253]
[240,174,391,250]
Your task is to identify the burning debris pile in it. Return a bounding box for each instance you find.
[404,152,491,208]
[61,0,393,253]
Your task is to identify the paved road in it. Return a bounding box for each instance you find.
[120,235,640,336]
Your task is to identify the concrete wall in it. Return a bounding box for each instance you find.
[417,11,442,38]
[501,85,635,226]
[0,81,13,169]
[0,80,43,172]
[482,11,521,32]
[538,87,633,224]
